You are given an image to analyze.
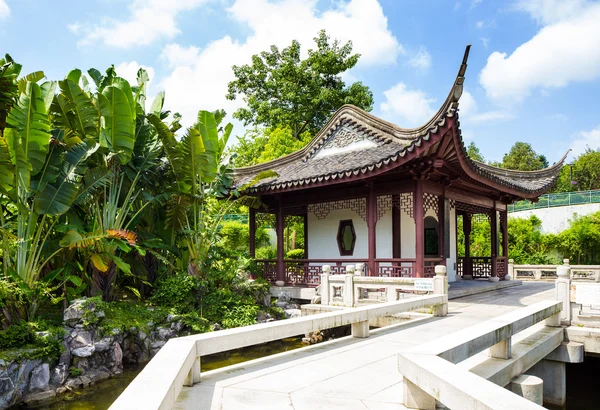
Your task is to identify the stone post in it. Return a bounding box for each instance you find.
[433,265,448,317]
[556,259,571,325]
[355,263,364,276]
[508,374,543,405]
[507,259,514,281]
[321,265,330,306]
[344,274,354,307]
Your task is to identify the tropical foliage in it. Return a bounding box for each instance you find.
[0,54,265,332]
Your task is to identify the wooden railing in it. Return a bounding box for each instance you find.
[256,258,442,285]
[457,256,508,279]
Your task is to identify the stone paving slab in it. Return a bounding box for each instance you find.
[176,282,554,410]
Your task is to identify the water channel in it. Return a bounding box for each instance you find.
[18,337,306,410]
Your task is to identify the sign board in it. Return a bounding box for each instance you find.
[575,283,600,307]
[414,279,434,292]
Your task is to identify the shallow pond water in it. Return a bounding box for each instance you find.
[18,337,305,410]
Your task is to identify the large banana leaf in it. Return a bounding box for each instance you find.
[57,78,99,139]
[5,82,51,176]
[33,142,98,215]
[195,111,219,182]
[99,85,135,164]
[0,136,14,193]
[148,113,189,191]
[4,128,31,193]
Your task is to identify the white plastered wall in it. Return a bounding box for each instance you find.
[308,209,368,259]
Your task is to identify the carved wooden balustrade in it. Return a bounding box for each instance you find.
[457,256,508,280]
[255,258,441,286]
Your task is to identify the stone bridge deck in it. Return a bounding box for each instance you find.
[176,282,554,410]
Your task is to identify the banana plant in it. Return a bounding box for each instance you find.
[0,68,99,320]
[149,109,237,277]
[51,66,164,301]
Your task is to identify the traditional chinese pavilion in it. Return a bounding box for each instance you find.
[233,46,567,286]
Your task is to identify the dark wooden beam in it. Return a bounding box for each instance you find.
[490,207,498,278]
[392,194,401,258]
[414,180,424,277]
[249,207,256,258]
[276,199,285,283]
[367,185,377,276]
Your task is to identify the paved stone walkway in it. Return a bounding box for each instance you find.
[176,282,555,410]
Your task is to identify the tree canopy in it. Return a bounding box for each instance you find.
[501,142,548,171]
[227,30,373,140]
[554,148,600,192]
[232,126,312,167]
[466,141,484,162]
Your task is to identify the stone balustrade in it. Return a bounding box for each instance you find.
[321,264,447,307]
[398,299,563,409]
[109,273,448,410]
[510,258,600,282]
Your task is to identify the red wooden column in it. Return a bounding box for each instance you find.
[501,210,508,257]
[249,207,256,258]
[367,184,377,276]
[276,199,285,283]
[490,208,498,278]
[437,195,445,262]
[414,181,424,278]
[303,212,309,259]
[392,194,401,258]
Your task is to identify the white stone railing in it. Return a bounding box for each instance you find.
[109,279,448,410]
[511,259,600,282]
[398,298,563,409]
[321,264,447,307]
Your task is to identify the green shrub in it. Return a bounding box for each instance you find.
[150,272,202,312]
[69,366,83,377]
[0,321,35,349]
[221,305,259,329]
[255,246,276,259]
[285,248,305,259]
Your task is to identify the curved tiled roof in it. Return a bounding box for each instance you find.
[233,45,567,197]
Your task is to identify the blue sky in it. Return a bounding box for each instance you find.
[1,0,599,164]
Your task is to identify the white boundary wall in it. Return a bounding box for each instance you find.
[509,203,600,234]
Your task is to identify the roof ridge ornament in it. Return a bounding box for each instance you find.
[452,45,471,104]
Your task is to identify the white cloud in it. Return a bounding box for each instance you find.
[74,0,208,49]
[407,47,432,71]
[67,22,81,34]
[480,37,490,48]
[0,0,9,19]
[570,125,600,157]
[514,0,589,25]
[160,0,402,130]
[114,61,155,85]
[458,91,514,123]
[479,1,600,106]
[476,20,484,28]
[379,83,435,127]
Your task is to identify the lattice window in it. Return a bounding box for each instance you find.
[400,192,413,219]
[376,195,393,221]
[424,193,439,215]
[308,198,367,221]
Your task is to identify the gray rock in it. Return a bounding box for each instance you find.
[70,330,93,349]
[50,364,68,387]
[166,313,178,322]
[137,331,147,341]
[93,340,110,352]
[149,340,165,349]
[170,321,184,332]
[29,363,50,392]
[157,327,173,340]
[16,359,41,392]
[109,343,123,371]
[34,331,50,338]
[284,309,301,319]
[72,345,95,357]
[59,341,71,367]
[0,377,16,409]
[87,370,110,383]
[63,299,86,325]
[23,389,56,404]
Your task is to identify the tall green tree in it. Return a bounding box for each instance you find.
[466,141,484,162]
[502,142,548,171]
[554,149,600,192]
[227,30,373,139]
[232,126,312,167]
